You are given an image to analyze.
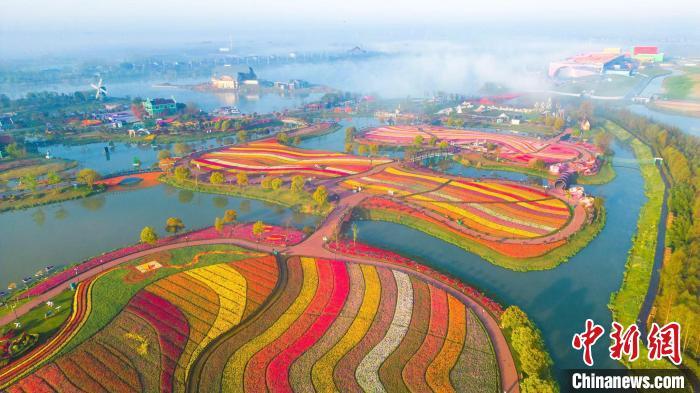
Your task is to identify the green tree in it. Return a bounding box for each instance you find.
[261,177,272,190]
[140,226,158,244]
[528,158,546,170]
[312,185,328,207]
[430,136,438,146]
[352,223,359,246]
[357,144,368,156]
[174,166,190,182]
[290,175,305,193]
[277,132,289,144]
[46,171,61,185]
[345,126,356,142]
[237,130,248,143]
[344,143,354,154]
[214,217,224,232]
[438,140,449,150]
[553,116,565,131]
[500,306,531,330]
[173,143,191,157]
[270,178,283,190]
[210,171,225,184]
[369,144,379,157]
[236,172,248,186]
[6,143,26,158]
[20,174,38,191]
[413,135,424,148]
[157,150,172,160]
[165,217,185,233]
[293,136,301,146]
[521,377,557,393]
[76,168,101,188]
[252,220,265,240]
[223,209,237,223]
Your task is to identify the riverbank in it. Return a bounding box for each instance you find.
[160,175,332,216]
[0,185,105,213]
[606,121,669,368]
[355,199,605,271]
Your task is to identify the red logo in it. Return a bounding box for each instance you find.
[572,319,605,366]
[647,322,682,365]
[609,322,640,362]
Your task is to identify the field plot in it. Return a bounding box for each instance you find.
[191,140,391,178]
[195,256,501,393]
[4,255,279,393]
[344,166,572,239]
[360,125,600,166]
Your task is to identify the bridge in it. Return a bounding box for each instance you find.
[404,146,460,163]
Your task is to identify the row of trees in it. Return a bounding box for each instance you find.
[606,109,699,365]
[500,306,557,393]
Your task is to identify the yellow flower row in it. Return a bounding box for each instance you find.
[312,264,381,392]
[183,264,247,380]
[426,294,467,392]
[222,257,319,390]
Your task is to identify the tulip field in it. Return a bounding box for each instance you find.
[3,251,503,392]
[193,256,500,392]
[359,125,600,165]
[344,166,572,239]
[191,140,391,178]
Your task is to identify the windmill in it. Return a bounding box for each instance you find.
[91,78,107,100]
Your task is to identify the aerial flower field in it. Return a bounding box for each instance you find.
[191,140,392,178]
[344,166,572,239]
[3,250,504,392]
[194,256,500,392]
[359,125,601,166]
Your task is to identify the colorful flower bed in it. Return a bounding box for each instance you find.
[4,256,280,392]
[344,167,571,239]
[191,140,391,178]
[356,197,567,259]
[195,256,501,392]
[0,271,104,389]
[359,125,601,168]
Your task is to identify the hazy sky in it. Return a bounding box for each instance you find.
[1,0,698,60]
[3,0,699,31]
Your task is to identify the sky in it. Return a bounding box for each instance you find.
[2,0,700,31]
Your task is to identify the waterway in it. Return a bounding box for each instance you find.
[0,185,320,285]
[349,140,644,373]
[627,69,700,137]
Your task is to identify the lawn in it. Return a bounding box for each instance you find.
[161,175,333,216]
[606,121,665,328]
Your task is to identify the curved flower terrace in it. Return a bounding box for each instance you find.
[358,125,602,176]
[0,238,518,392]
[343,166,600,270]
[190,140,392,179]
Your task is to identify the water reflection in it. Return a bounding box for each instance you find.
[212,196,229,209]
[178,190,194,204]
[81,195,106,211]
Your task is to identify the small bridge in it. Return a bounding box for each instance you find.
[404,146,460,163]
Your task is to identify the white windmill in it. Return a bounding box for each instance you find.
[91,78,107,100]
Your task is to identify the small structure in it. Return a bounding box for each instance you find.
[142,98,176,117]
[554,171,573,190]
[633,46,664,63]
